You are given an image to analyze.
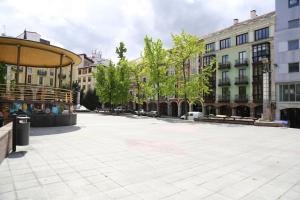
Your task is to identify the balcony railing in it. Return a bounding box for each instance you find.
[204,95,215,103]
[253,94,263,102]
[218,62,231,70]
[235,76,248,85]
[218,78,230,86]
[37,70,47,76]
[252,75,263,83]
[235,59,249,67]
[218,95,230,103]
[0,84,72,104]
[235,95,249,103]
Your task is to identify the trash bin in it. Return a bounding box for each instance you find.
[16,115,30,146]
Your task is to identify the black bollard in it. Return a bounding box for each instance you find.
[12,113,17,152]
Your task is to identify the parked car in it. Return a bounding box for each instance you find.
[180,112,203,120]
[135,109,146,115]
[147,111,159,117]
[114,106,126,112]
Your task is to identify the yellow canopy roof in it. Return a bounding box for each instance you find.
[0,37,81,68]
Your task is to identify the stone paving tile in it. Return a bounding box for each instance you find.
[1,113,300,199]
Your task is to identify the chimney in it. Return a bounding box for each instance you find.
[251,10,257,19]
[233,19,239,25]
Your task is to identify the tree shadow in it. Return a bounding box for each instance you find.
[30,126,81,136]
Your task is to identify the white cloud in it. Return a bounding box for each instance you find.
[0,0,274,62]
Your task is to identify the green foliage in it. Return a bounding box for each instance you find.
[142,36,171,114]
[81,89,99,111]
[0,63,7,84]
[116,59,131,106]
[94,62,119,110]
[116,42,127,60]
[169,31,215,116]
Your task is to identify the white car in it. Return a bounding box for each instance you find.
[114,106,126,112]
[180,112,203,120]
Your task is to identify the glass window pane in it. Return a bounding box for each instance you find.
[290,84,296,101]
[283,85,289,101]
[288,19,300,29]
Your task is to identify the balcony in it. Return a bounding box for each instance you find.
[37,70,47,76]
[218,62,231,70]
[235,76,248,85]
[235,95,249,103]
[218,78,230,86]
[252,75,263,84]
[235,59,249,67]
[204,95,215,103]
[218,95,230,103]
[253,94,263,103]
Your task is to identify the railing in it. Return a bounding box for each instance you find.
[218,95,230,103]
[235,95,248,103]
[204,95,215,103]
[252,75,263,83]
[235,59,248,67]
[253,94,263,102]
[218,78,230,86]
[218,62,231,70]
[0,84,72,104]
[235,76,248,85]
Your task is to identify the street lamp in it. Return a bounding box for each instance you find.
[261,57,272,121]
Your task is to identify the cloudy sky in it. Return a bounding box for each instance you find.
[0,0,274,62]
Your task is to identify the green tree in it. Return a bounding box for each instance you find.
[129,60,147,112]
[81,89,99,111]
[116,59,131,107]
[143,36,170,115]
[94,62,118,111]
[116,42,127,60]
[170,31,214,118]
[0,63,7,84]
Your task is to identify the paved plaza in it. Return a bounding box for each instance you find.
[0,113,300,200]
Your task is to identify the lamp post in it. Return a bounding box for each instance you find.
[261,57,272,121]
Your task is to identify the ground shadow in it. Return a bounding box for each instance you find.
[8,151,27,159]
[30,125,81,136]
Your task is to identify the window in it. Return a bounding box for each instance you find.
[88,68,92,73]
[205,42,215,53]
[279,84,300,101]
[88,77,91,82]
[222,55,229,64]
[289,62,299,72]
[239,69,246,78]
[222,87,230,96]
[239,86,246,95]
[255,27,269,41]
[50,69,54,76]
[79,69,82,75]
[50,78,53,86]
[288,40,299,50]
[83,77,86,82]
[236,33,248,45]
[222,71,229,80]
[289,0,299,8]
[220,38,230,49]
[252,43,270,63]
[39,77,43,85]
[288,19,300,29]
[27,68,32,74]
[203,55,215,67]
[27,75,31,84]
[238,51,247,63]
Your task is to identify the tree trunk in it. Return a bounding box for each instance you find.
[182,62,188,120]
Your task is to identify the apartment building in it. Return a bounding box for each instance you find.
[201,10,276,119]
[77,53,110,92]
[7,30,76,89]
[275,0,300,128]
